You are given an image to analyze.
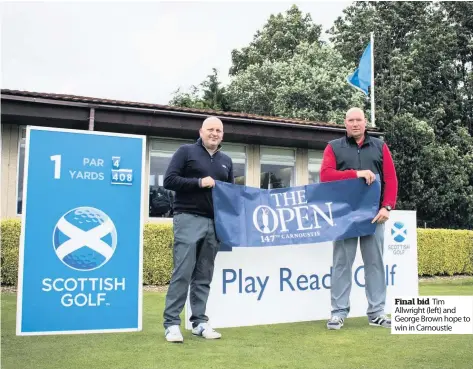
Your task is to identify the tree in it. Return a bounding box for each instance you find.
[328,1,473,228]
[388,114,473,229]
[169,85,207,109]
[229,5,322,76]
[329,1,473,140]
[227,41,365,123]
[226,5,365,123]
[169,68,230,111]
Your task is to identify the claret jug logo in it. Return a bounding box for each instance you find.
[253,206,278,234]
[53,207,118,271]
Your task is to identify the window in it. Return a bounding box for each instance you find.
[149,139,248,218]
[16,126,27,215]
[222,143,247,185]
[308,150,324,184]
[149,138,192,218]
[260,147,295,189]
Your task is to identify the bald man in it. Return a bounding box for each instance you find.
[320,107,398,330]
[162,116,234,342]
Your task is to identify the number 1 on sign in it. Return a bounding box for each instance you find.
[50,155,61,179]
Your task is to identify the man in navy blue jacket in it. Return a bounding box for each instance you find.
[162,116,234,343]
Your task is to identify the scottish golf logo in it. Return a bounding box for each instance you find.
[53,207,117,271]
[388,221,410,255]
[42,206,125,308]
[391,221,407,243]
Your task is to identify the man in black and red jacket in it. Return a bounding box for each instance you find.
[320,107,398,330]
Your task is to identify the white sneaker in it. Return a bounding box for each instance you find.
[165,325,184,343]
[327,316,344,330]
[369,314,391,328]
[192,323,222,339]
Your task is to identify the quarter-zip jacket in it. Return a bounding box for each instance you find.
[163,138,234,219]
[320,133,398,209]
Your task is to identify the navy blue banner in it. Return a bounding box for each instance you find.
[213,178,381,247]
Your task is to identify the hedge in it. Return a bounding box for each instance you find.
[0,219,175,286]
[417,228,473,276]
[1,219,472,286]
[1,219,21,286]
[142,223,174,285]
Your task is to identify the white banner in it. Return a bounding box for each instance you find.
[185,210,418,329]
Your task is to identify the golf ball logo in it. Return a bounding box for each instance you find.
[53,207,117,271]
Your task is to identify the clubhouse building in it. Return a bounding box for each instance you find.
[1,89,381,221]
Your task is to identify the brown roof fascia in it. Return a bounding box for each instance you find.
[0,89,382,135]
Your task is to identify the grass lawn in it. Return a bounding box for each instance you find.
[2,278,473,369]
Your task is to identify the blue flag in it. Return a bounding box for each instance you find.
[347,41,372,95]
[212,178,381,248]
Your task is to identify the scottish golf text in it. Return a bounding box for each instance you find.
[42,277,126,307]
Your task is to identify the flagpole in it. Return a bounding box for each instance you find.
[370,32,375,128]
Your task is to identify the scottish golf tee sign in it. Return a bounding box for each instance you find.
[16,126,146,335]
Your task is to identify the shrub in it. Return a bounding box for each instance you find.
[143,223,174,285]
[0,219,21,286]
[0,218,175,287]
[1,219,472,286]
[417,228,473,276]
